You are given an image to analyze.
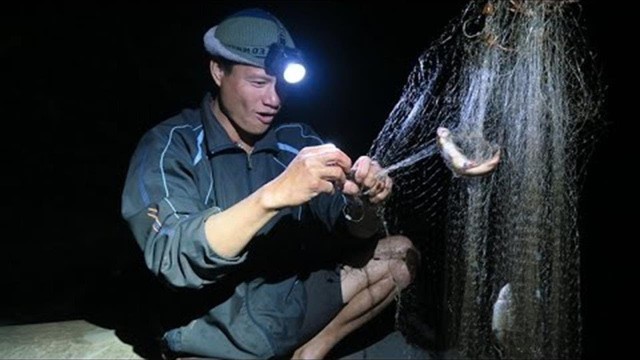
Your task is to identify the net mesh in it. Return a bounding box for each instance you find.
[368,1,603,358]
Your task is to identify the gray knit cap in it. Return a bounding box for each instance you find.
[203,8,296,68]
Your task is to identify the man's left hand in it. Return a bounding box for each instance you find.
[343,156,392,204]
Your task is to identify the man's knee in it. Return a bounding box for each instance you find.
[377,235,420,289]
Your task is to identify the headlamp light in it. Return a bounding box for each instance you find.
[265,43,306,84]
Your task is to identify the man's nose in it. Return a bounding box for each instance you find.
[263,83,281,109]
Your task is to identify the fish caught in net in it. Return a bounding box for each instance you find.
[366,0,603,358]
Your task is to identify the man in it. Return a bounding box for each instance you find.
[122,8,419,359]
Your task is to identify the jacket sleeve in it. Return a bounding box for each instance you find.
[121,128,246,289]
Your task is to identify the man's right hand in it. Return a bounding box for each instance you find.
[263,144,354,210]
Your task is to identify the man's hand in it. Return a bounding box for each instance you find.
[347,156,393,204]
[263,144,353,210]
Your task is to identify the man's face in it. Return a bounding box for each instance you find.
[217,64,281,137]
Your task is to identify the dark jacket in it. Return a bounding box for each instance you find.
[121,93,347,358]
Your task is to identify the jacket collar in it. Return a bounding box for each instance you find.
[200,93,280,156]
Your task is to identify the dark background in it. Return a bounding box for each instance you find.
[1,1,628,359]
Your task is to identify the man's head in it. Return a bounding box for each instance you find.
[204,8,301,144]
[204,8,297,70]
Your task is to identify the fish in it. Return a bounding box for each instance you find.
[436,127,501,176]
[492,283,513,345]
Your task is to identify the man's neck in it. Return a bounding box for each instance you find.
[211,98,255,152]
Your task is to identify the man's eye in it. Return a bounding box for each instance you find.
[252,80,267,86]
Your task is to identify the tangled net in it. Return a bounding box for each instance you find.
[368,1,603,358]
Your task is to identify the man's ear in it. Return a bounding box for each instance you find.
[210,60,224,86]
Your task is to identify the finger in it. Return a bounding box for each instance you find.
[369,176,392,204]
[353,156,371,183]
[318,179,336,195]
[307,143,339,152]
[362,175,384,198]
[318,148,353,173]
[370,159,383,172]
[362,160,384,189]
[302,143,349,162]
[318,165,347,183]
[342,180,360,196]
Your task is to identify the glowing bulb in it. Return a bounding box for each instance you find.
[283,63,306,84]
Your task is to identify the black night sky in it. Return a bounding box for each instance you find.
[1,1,629,359]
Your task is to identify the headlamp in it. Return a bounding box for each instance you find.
[265,43,306,84]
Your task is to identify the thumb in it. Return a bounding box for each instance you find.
[341,180,360,196]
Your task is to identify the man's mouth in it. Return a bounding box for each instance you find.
[257,112,276,124]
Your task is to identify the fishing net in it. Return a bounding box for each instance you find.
[369,1,603,358]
